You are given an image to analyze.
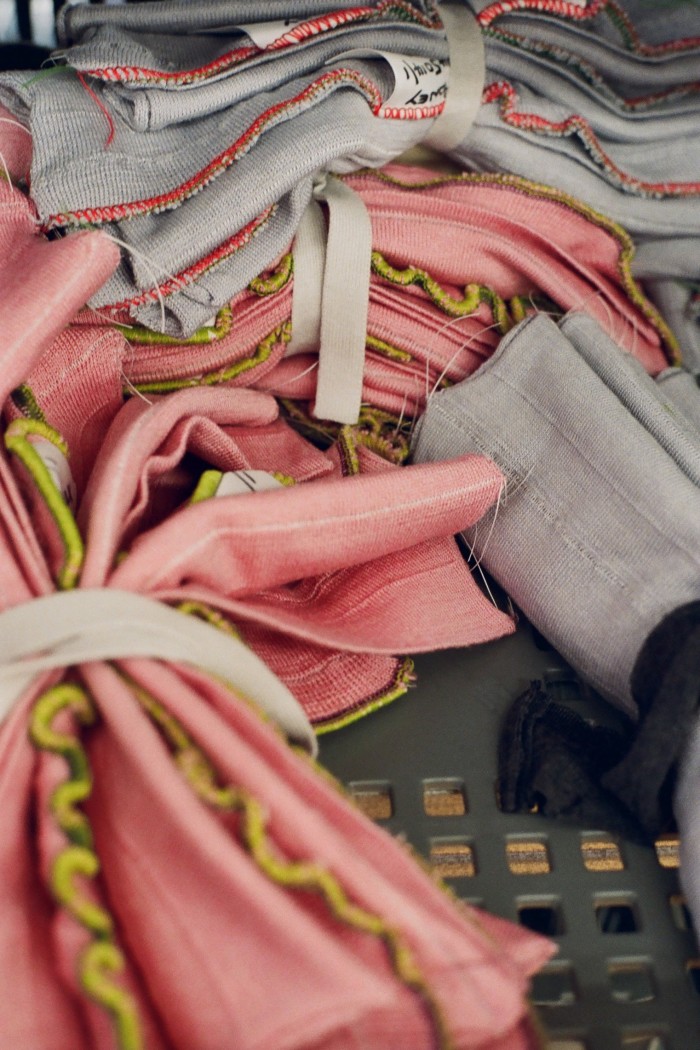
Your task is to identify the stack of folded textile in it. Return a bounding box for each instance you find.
[1,1,700,1046]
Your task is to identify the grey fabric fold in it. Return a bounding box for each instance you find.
[412,311,700,715]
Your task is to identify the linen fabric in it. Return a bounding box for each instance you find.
[412,311,700,715]
[0,118,553,1050]
[0,1,464,336]
[448,0,700,287]
[103,166,676,412]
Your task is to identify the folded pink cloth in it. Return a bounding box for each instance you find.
[1,170,515,728]
[100,165,676,422]
[0,148,553,1050]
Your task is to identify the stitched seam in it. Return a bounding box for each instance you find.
[29,684,143,1050]
[44,71,385,231]
[482,78,700,198]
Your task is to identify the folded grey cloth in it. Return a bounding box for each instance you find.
[412,311,700,716]
[656,366,700,432]
[448,0,700,278]
[0,1,460,335]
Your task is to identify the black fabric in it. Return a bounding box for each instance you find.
[602,601,700,839]
[497,681,643,841]
[498,604,700,843]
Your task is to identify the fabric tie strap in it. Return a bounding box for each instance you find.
[424,1,485,152]
[0,588,317,754]
[289,172,373,426]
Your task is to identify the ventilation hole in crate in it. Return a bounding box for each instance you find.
[595,898,639,934]
[517,898,563,936]
[686,959,700,996]
[654,834,680,869]
[580,832,625,872]
[530,962,577,1006]
[422,778,467,817]
[429,838,476,878]
[669,893,692,933]
[348,781,393,820]
[607,959,655,1003]
[506,836,551,875]
[621,1033,669,1050]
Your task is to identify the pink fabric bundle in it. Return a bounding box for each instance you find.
[0,148,553,1050]
[106,164,677,421]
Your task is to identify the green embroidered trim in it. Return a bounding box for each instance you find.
[29,684,143,1050]
[351,169,680,364]
[10,383,46,422]
[249,253,293,296]
[190,468,297,505]
[4,419,83,589]
[190,469,224,504]
[129,680,452,1050]
[314,656,415,734]
[371,251,512,334]
[129,322,291,395]
[278,399,339,448]
[336,426,361,476]
[365,334,413,362]
[114,305,233,346]
[81,943,143,1050]
[176,599,241,641]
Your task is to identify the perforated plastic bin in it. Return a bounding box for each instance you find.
[319,623,700,1050]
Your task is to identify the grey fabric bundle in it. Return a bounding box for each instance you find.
[0,0,453,334]
[448,0,700,297]
[412,311,700,716]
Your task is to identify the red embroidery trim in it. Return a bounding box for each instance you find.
[477,0,700,54]
[483,79,700,197]
[82,2,440,86]
[106,205,276,310]
[42,69,383,231]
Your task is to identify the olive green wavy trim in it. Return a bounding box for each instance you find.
[351,168,680,363]
[365,334,413,362]
[129,678,452,1050]
[176,599,241,640]
[114,305,233,346]
[249,253,293,296]
[128,322,291,395]
[4,419,83,589]
[371,251,512,333]
[29,683,143,1050]
[314,656,415,734]
[10,383,46,422]
[336,426,361,476]
[190,469,224,504]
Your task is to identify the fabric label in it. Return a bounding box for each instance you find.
[215,470,285,497]
[30,438,77,508]
[380,53,449,118]
[331,49,449,119]
[239,19,303,49]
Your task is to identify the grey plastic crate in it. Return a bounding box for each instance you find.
[318,623,700,1050]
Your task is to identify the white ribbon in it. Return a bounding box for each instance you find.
[287,3,484,425]
[0,588,317,755]
[424,2,485,151]
[289,173,373,426]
